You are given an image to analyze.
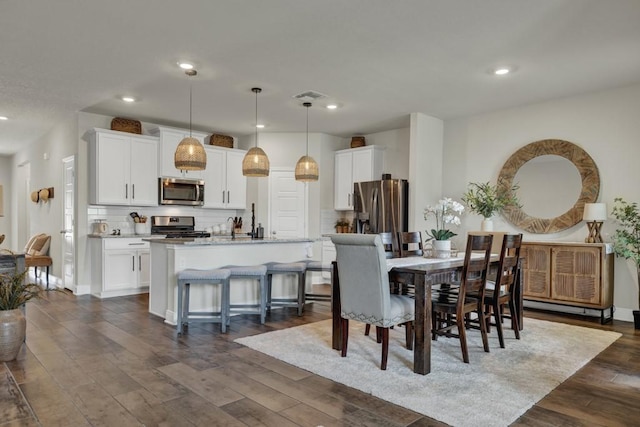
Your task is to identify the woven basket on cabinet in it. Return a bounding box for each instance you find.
[209,134,234,148]
[350,136,366,148]
[110,117,142,134]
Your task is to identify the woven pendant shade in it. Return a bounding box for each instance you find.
[174,69,206,171]
[175,137,207,171]
[242,87,270,177]
[242,146,270,177]
[295,102,319,182]
[295,155,319,182]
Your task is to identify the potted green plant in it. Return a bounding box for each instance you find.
[461,181,521,231]
[610,197,640,329]
[0,254,45,361]
[335,219,351,233]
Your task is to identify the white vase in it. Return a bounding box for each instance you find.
[481,218,494,231]
[432,240,451,258]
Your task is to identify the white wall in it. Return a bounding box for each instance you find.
[9,113,78,282]
[442,83,640,319]
[0,156,11,246]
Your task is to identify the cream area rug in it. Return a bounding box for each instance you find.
[236,318,620,426]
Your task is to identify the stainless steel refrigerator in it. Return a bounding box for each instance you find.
[353,177,409,235]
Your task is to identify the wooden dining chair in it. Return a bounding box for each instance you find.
[481,233,523,348]
[431,234,493,363]
[397,231,424,257]
[379,232,399,259]
[331,234,414,370]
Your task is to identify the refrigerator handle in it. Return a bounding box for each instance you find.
[371,187,379,233]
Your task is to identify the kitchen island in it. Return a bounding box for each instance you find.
[147,237,316,324]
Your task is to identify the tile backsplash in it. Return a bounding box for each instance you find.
[87,205,240,235]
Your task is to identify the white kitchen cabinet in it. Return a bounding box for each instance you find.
[90,238,150,298]
[89,129,158,206]
[321,240,336,280]
[334,145,385,210]
[202,146,247,209]
[151,126,209,179]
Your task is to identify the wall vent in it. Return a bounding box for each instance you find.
[292,90,328,101]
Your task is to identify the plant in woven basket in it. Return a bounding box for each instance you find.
[610,197,640,327]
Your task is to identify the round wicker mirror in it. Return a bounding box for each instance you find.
[497,139,600,234]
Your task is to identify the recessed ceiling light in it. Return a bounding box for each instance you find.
[326,104,338,110]
[494,67,511,75]
[0,116,7,121]
[256,124,265,129]
[178,62,194,70]
[121,96,136,103]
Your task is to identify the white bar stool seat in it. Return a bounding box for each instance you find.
[303,260,332,302]
[225,265,268,324]
[266,261,307,316]
[176,268,231,334]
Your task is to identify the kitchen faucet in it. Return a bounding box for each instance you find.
[227,217,236,240]
[250,203,256,239]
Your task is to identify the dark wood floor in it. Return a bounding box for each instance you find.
[2,286,639,427]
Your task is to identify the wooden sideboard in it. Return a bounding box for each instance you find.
[521,241,614,323]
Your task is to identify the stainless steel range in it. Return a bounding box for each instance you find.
[151,216,211,238]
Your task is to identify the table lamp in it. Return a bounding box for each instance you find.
[583,202,607,243]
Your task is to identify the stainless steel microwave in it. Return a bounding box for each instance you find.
[159,177,204,206]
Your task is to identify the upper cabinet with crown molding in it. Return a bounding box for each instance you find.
[89,128,158,206]
[334,145,385,210]
[202,145,247,209]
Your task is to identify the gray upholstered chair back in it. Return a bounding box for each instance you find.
[331,234,395,326]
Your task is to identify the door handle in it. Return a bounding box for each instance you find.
[222,191,225,203]
[132,184,135,199]
[60,229,72,234]
[125,184,128,199]
[138,255,142,271]
[132,255,135,271]
[227,191,230,204]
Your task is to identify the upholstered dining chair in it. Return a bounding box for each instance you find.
[331,234,414,370]
[431,234,493,363]
[481,233,523,348]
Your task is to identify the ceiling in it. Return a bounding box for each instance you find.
[1,0,640,155]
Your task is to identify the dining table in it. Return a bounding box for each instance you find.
[331,254,523,375]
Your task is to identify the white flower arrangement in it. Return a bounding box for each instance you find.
[424,197,464,241]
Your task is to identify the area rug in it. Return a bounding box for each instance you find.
[235,318,620,426]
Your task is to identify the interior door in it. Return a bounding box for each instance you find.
[62,156,75,291]
[269,169,306,238]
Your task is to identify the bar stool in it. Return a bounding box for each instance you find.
[303,260,332,302]
[176,268,231,334]
[225,265,268,324]
[266,261,307,316]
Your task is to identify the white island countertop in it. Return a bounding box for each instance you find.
[146,237,315,246]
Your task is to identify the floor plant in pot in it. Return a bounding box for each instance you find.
[462,181,520,231]
[610,197,640,329]
[0,254,45,361]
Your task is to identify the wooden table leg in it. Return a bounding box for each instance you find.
[331,261,342,351]
[515,259,524,331]
[413,272,431,375]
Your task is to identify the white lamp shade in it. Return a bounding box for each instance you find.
[583,203,607,221]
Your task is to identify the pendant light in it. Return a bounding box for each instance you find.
[242,87,270,177]
[295,102,319,182]
[174,69,207,171]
